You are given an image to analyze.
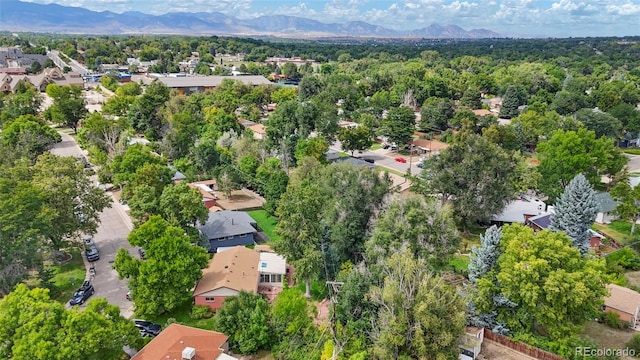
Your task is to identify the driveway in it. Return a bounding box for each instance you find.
[51,131,136,318]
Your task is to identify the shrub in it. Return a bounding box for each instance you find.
[602,311,628,330]
[606,248,640,271]
[190,305,213,320]
[625,334,640,355]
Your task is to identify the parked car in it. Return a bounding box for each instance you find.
[360,157,375,164]
[133,319,162,337]
[126,290,132,301]
[138,248,146,260]
[86,245,100,262]
[69,281,95,305]
[395,157,407,163]
[417,162,424,168]
[83,236,94,246]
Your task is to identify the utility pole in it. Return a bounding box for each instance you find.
[326,280,344,360]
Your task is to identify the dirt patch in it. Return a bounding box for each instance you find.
[582,321,636,360]
[215,189,264,211]
[626,271,640,288]
[315,299,330,326]
[479,340,538,360]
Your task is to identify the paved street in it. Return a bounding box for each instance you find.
[48,50,89,75]
[627,154,640,173]
[51,131,135,318]
[331,141,425,176]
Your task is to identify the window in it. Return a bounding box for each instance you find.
[226,236,234,240]
[261,262,267,268]
[260,274,282,283]
[205,297,215,302]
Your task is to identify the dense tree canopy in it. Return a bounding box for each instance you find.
[114,216,209,314]
[0,284,142,360]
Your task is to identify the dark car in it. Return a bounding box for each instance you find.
[86,245,100,262]
[69,281,94,305]
[417,162,424,168]
[133,319,162,337]
[360,157,375,164]
[138,248,146,260]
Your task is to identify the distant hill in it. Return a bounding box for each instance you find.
[0,0,504,39]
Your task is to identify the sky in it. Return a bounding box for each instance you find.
[20,0,640,37]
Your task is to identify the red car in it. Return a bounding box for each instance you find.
[395,157,407,163]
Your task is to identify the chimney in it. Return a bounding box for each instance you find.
[182,347,196,360]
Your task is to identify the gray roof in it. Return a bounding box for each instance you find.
[199,211,257,240]
[492,199,546,223]
[528,213,551,229]
[156,75,271,88]
[595,192,618,213]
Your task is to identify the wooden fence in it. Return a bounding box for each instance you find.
[482,328,566,360]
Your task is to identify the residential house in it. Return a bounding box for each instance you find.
[604,284,640,329]
[0,47,48,69]
[154,75,272,95]
[170,165,186,184]
[193,246,288,310]
[193,246,260,310]
[131,323,236,360]
[257,249,289,301]
[595,192,619,224]
[525,211,604,250]
[188,180,219,209]
[198,211,258,252]
[247,123,266,140]
[471,109,494,117]
[408,138,449,155]
[458,326,484,360]
[492,196,546,224]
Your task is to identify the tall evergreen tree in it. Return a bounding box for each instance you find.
[550,173,599,255]
[499,85,520,119]
[468,225,503,284]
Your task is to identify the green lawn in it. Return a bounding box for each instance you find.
[43,249,87,303]
[369,143,382,150]
[294,280,328,301]
[143,302,216,330]
[449,254,470,273]
[248,209,281,243]
[596,220,640,246]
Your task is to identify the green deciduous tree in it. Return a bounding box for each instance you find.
[475,224,607,339]
[44,84,87,133]
[110,143,166,188]
[31,153,111,251]
[114,216,209,315]
[127,81,170,140]
[574,108,622,139]
[380,105,415,147]
[0,284,142,360]
[159,182,208,229]
[337,126,373,156]
[365,195,459,269]
[611,180,640,235]
[550,173,599,255]
[368,250,466,360]
[213,291,272,354]
[1,114,61,159]
[420,133,518,229]
[536,128,625,201]
[294,136,329,163]
[274,179,324,297]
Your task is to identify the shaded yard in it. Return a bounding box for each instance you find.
[142,302,216,331]
[248,209,281,243]
[23,248,87,304]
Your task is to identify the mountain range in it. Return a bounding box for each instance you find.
[0,0,504,39]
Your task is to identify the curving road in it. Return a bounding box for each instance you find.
[51,131,136,318]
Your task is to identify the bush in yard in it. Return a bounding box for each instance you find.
[190,304,213,319]
[625,334,640,356]
[602,311,628,330]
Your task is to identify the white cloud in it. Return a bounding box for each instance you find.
[607,1,640,15]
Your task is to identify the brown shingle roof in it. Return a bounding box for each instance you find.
[193,246,259,296]
[408,139,449,151]
[132,323,229,360]
[472,109,493,116]
[247,123,266,135]
[605,284,640,315]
